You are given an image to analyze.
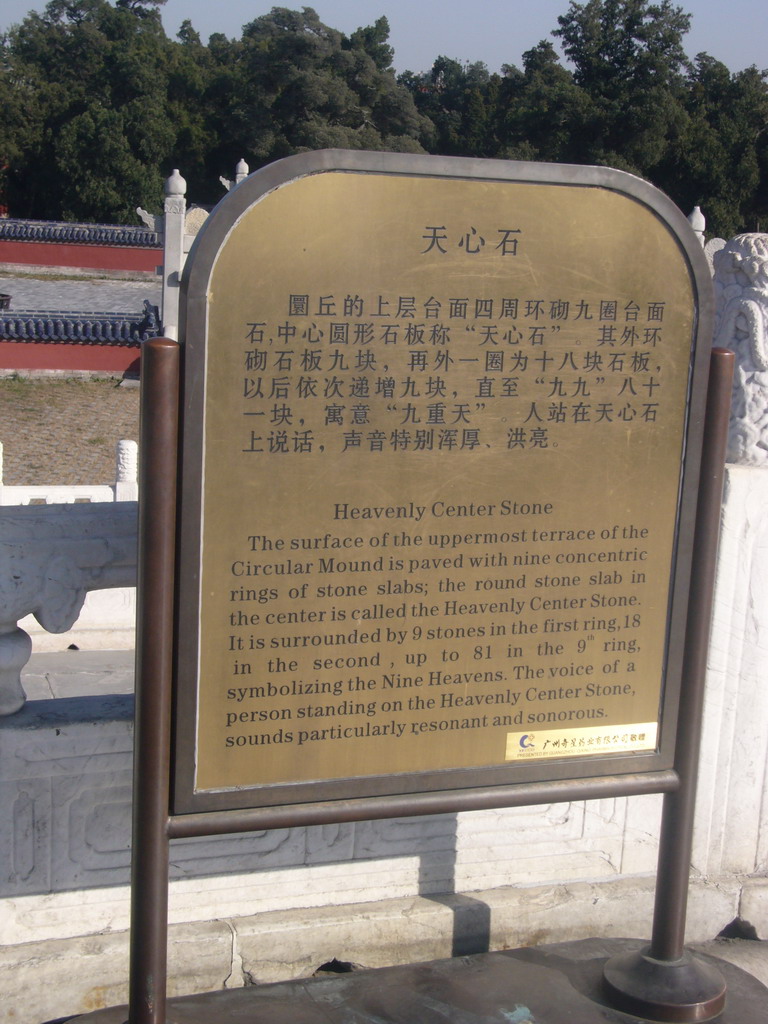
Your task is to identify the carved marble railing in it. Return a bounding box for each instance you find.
[0,502,137,713]
[711,233,768,466]
[138,162,244,338]
[0,439,138,505]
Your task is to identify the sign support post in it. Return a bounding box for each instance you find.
[129,337,179,1024]
[603,346,733,1020]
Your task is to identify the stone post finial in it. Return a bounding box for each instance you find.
[165,169,187,197]
[688,207,706,246]
[220,159,250,193]
[235,159,250,184]
[115,440,138,483]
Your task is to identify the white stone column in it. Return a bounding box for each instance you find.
[161,169,187,341]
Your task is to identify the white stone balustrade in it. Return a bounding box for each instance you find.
[0,501,137,713]
[0,439,138,505]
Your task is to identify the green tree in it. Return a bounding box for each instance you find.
[345,15,393,71]
[115,0,167,12]
[161,19,222,205]
[56,103,162,219]
[400,57,491,155]
[664,56,768,236]
[494,41,592,162]
[1,0,766,235]
[3,0,172,220]
[554,0,691,94]
[552,0,690,174]
[217,8,430,165]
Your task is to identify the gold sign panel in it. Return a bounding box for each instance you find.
[186,163,698,797]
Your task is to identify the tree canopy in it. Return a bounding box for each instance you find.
[1,0,765,235]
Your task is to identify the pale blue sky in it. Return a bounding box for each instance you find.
[1,1,765,74]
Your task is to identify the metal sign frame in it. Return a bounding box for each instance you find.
[128,151,732,1024]
[171,151,713,816]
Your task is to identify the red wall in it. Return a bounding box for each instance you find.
[0,341,141,374]
[0,239,161,273]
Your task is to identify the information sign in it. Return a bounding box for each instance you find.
[172,152,711,814]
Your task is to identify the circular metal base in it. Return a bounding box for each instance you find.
[603,946,727,1022]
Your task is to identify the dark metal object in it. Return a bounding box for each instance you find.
[603,948,729,1022]
[129,338,179,1024]
[167,769,679,838]
[55,939,768,1024]
[602,348,734,1022]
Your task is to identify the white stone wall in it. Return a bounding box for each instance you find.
[695,466,768,880]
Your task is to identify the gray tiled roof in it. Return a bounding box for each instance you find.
[0,300,160,344]
[0,217,161,248]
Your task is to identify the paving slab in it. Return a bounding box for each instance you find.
[0,273,161,314]
[21,649,135,699]
[46,939,768,1024]
[693,937,768,986]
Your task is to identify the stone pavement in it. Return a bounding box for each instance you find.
[0,270,161,313]
[22,649,135,700]
[44,938,768,1024]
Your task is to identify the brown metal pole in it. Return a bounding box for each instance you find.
[128,339,180,1024]
[603,348,733,1021]
[650,347,734,962]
